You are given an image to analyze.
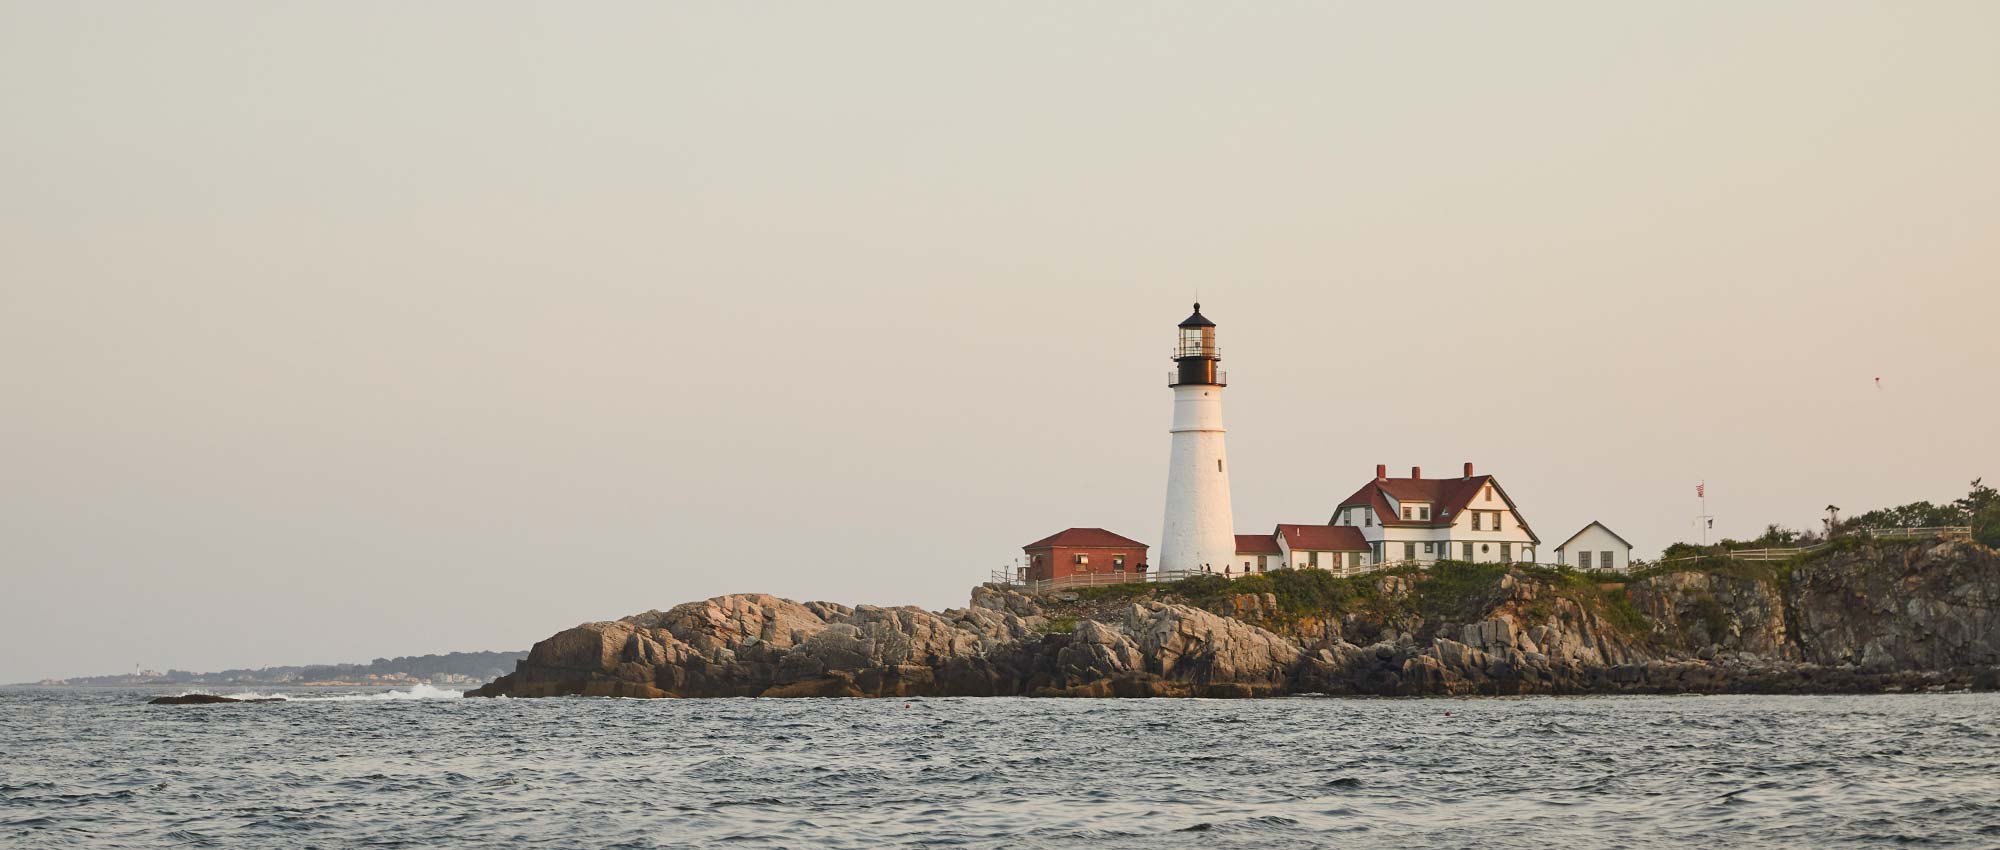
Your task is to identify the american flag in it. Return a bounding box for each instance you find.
[1697,483,1705,498]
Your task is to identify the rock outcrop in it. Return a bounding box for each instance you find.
[148,694,284,704]
[469,538,2000,699]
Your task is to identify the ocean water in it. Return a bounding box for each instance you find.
[2,688,1997,849]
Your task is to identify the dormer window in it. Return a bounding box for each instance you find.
[1402,506,1412,520]
[1419,506,1430,520]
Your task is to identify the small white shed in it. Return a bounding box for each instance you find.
[1554,522,1634,571]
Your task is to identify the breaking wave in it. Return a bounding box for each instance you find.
[185,683,464,702]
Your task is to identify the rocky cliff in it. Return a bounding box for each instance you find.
[468,538,2000,699]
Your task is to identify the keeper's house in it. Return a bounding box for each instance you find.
[1332,463,1541,565]
[1021,528,1148,583]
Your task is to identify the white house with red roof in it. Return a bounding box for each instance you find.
[1233,524,1372,577]
[1331,463,1540,565]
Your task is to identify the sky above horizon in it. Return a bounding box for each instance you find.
[3,3,1997,683]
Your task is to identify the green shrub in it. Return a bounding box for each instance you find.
[1172,573,1238,599]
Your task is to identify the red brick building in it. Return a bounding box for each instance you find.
[1021,528,1149,583]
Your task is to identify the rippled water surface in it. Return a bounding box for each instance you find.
[3,688,1998,848]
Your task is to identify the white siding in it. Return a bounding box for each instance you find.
[1556,523,1633,571]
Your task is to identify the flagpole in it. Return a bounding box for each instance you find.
[1694,480,1713,545]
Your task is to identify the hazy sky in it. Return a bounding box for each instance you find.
[3,3,1996,683]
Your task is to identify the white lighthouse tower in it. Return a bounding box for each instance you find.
[1159,303,1236,575]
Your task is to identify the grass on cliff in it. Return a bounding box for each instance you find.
[1175,569,1384,618]
[1624,555,1788,586]
[1034,614,1078,635]
[1044,561,1651,635]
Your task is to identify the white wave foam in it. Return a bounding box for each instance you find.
[188,684,464,702]
[290,684,465,701]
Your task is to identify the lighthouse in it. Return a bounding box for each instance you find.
[1159,303,1236,574]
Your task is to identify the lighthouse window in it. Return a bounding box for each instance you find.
[1217,459,1223,472]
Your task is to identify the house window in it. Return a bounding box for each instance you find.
[1403,542,1416,561]
[1371,541,1384,562]
[1364,510,1373,527]
[1501,543,1512,562]
[1485,486,1494,502]
[1579,551,1593,569]
[1462,542,1473,560]
[1113,556,1125,570]
[1308,551,1320,568]
[1493,512,1503,531]
[1472,513,1483,531]
[1423,542,1434,554]
[1601,550,1614,569]
[1258,555,1267,570]
[1402,506,1412,520]
[1074,554,1088,565]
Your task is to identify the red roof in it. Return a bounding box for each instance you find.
[1022,527,1148,550]
[1234,533,1282,555]
[1275,523,1370,552]
[1333,473,1540,543]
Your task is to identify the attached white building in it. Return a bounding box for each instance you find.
[1276,523,1372,575]
[1233,524,1372,576]
[1330,463,1541,565]
[1553,521,1634,571]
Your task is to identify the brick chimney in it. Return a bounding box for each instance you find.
[1375,463,1386,481]
[1411,466,1422,479]
[1464,462,1475,478]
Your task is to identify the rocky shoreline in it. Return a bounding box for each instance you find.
[468,538,1999,699]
